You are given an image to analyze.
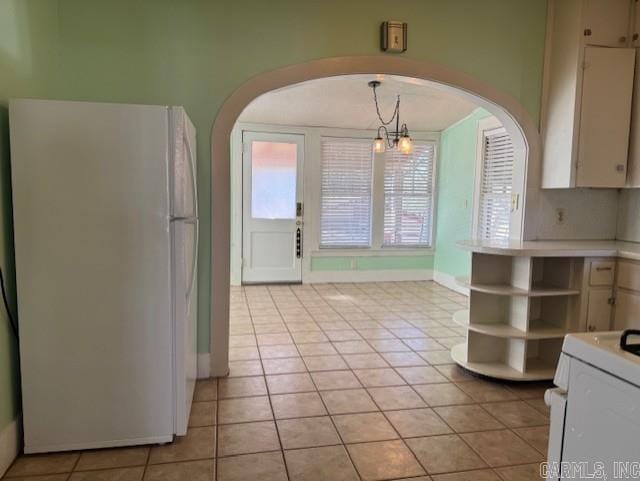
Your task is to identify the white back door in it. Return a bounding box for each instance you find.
[242,131,304,283]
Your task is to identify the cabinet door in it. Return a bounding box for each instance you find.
[587,288,612,331]
[626,48,640,186]
[576,46,635,187]
[614,289,640,329]
[627,4,640,185]
[582,0,632,47]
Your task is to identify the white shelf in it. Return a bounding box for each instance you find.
[456,277,580,297]
[456,239,640,260]
[451,248,585,382]
[451,344,557,381]
[467,321,567,340]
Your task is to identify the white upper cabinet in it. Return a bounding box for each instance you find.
[582,0,632,47]
[541,0,636,188]
[576,47,635,187]
[625,2,640,187]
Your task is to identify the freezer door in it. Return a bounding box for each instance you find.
[10,99,174,452]
[170,107,198,219]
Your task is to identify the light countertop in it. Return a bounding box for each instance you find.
[457,240,640,261]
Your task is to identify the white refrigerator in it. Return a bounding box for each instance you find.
[9,99,199,453]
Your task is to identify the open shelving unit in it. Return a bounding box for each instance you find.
[451,253,584,381]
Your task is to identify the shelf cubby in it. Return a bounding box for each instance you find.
[453,253,585,381]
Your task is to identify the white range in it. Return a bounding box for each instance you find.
[545,330,640,480]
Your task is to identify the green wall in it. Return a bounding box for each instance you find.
[0,0,60,432]
[0,0,548,435]
[52,0,547,353]
[434,108,493,279]
[311,255,434,272]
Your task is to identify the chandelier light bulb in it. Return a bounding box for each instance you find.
[373,137,386,154]
[398,135,413,154]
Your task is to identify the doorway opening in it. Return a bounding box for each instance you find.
[230,74,527,287]
[210,57,540,376]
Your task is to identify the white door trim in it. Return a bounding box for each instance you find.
[241,131,304,283]
[472,115,505,239]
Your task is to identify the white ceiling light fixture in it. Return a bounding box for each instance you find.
[369,80,413,155]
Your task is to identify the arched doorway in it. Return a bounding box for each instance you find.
[209,56,541,376]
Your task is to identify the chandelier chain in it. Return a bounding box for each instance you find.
[372,85,400,126]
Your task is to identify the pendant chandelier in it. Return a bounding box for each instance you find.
[369,80,413,155]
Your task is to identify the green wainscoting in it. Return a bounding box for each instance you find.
[311,255,434,272]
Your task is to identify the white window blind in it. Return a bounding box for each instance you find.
[478,128,514,241]
[320,138,373,247]
[383,142,435,246]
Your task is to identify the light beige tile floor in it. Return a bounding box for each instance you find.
[3,281,551,481]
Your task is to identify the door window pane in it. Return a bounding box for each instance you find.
[251,141,297,219]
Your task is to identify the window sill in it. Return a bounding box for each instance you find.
[311,247,434,257]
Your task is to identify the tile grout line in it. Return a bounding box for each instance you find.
[224,281,549,479]
[258,283,300,481]
[294,283,365,481]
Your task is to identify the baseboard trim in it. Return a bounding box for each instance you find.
[433,270,469,296]
[0,417,21,478]
[197,353,211,379]
[305,269,433,284]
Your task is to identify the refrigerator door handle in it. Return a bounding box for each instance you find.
[187,218,199,302]
[182,128,199,303]
[185,132,198,220]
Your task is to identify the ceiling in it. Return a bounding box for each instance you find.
[238,74,479,132]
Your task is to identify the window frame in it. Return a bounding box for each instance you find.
[318,132,438,254]
[380,141,437,248]
[318,136,375,249]
[472,116,513,241]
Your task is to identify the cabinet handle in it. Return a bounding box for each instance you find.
[616,164,625,173]
[595,266,612,271]
[634,33,639,41]
[584,28,592,36]
[619,36,627,43]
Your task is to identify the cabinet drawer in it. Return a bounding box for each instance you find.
[616,260,640,291]
[589,261,616,285]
